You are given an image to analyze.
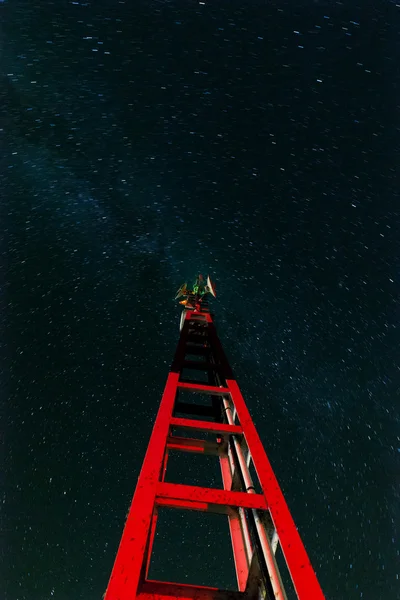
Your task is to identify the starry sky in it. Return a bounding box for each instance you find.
[2,0,399,598]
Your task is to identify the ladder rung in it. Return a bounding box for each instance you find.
[179,378,215,387]
[139,580,244,600]
[170,416,242,436]
[156,482,268,512]
[166,435,226,455]
[177,381,230,395]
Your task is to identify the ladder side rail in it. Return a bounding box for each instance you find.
[104,372,180,599]
[227,379,325,600]
[222,397,288,600]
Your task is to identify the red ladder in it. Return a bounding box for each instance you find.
[105,306,325,600]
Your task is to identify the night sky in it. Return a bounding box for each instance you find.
[2,0,399,598]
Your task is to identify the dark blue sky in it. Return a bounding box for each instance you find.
[2,1,399,598]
